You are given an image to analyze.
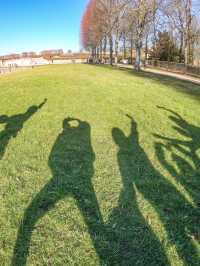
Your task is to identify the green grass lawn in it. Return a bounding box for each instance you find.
[0,64,200,266]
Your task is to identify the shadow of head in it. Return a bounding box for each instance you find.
[63,117,81,130]
[112,115,138,147]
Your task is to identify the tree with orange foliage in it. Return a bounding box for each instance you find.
[81,0,104,62]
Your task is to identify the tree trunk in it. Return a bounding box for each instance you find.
[115,38,119,64]
[103,36,107,63]
[179,32,184,63]
[123,33,126,60]
[100,40,103,63]
[109,35,113,66]
[190,42,194,65]
[185,0,192,65]
[184,38,189,65]
[92,48,95,63]
[97,47,100,63]
[144,34,148,67]
[135,43,142,71]
[130,37,133,65]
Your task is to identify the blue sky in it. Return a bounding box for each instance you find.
[0,0,88,55]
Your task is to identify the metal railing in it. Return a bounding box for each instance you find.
[146,60,200,77]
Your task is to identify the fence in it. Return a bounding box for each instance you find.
[146,60,200,77]
[0,66,15,74]
[0,65,34,74]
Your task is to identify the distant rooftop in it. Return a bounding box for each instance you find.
[0,49,88,60]
[0,49,89,60]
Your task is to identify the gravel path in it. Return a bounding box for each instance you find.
[117,64,200,85]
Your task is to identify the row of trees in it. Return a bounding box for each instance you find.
[81,0,200,70]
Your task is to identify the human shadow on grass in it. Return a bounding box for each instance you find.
[0,99,47,160]
[12,117,108,266]
[111,116,169,266]
[112,115,200,266]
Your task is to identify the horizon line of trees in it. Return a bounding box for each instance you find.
[81,0,200,70]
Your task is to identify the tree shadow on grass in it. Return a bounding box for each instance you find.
[154,106,200,243]
[0,99,47,160]
[12,118,109,266]
[112,114,200,266]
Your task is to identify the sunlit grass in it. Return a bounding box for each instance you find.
[0,64,200,265]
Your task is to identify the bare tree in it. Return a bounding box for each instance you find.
[81,0,200,69]
[163,0,200,64]
[127,0,160,70]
